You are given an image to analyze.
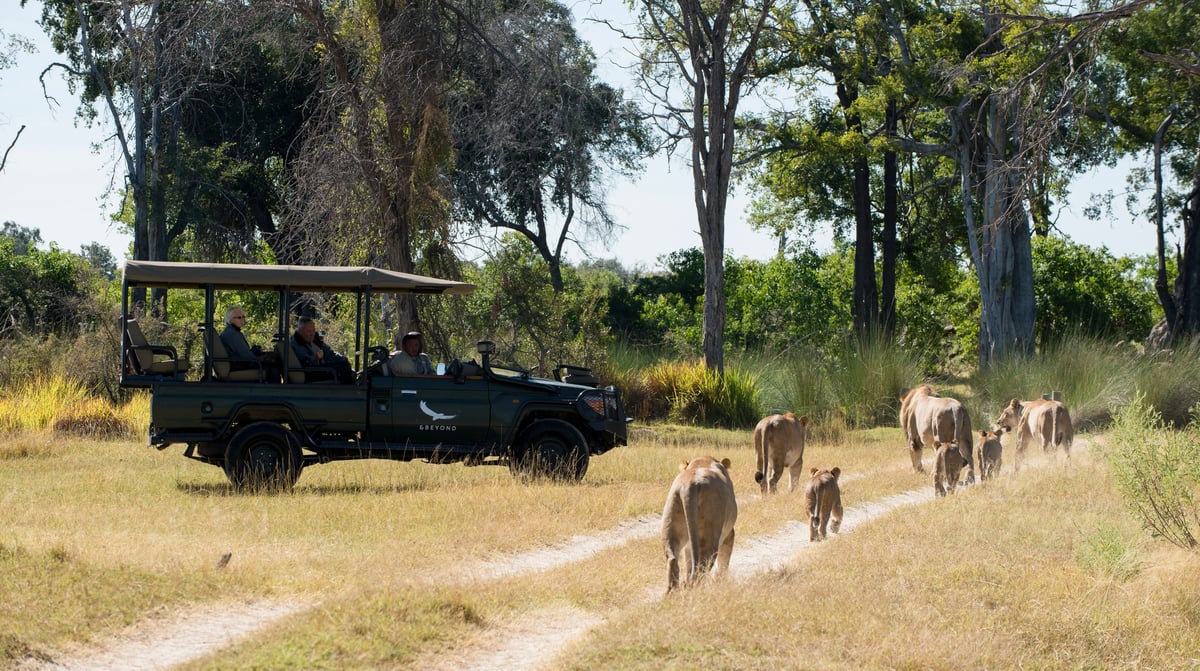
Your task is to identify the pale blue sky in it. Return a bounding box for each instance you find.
[1,0,1162,269]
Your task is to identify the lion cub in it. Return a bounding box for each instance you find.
[933,441,964,496]
[978,430,1003,481]
[804,467,843,542]
[662,456,738,593]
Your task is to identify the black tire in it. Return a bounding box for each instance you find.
[223,422,303,492]
[509,419,590,482]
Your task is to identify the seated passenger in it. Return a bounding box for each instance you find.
[220,306,280,382]
[388,331,435,375]
[290,316,355,384]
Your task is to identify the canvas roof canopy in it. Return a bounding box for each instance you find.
[122,261,475,295]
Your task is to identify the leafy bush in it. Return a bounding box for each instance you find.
[1103,395,1200,551]
[1032,236,1158,346]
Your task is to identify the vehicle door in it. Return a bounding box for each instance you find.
[368,373,492,445]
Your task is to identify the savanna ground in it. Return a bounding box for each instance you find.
[4,417,1200,671]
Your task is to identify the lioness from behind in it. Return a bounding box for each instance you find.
[900,384,974,482]
[662,456,738,593]
[753,412,810,494]
[979,430,1003,480]
[933,441,964,496]
[995,398,1074,471]
[804,467,843,541]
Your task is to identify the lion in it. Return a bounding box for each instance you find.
[995,397,1074,471]
[804,467,843,542]
[978,430,1003,481]
[899,384,974,483]
[753,412,810,494]
[662,456,737,593]
[933,441,964,496]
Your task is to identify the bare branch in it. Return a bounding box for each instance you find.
[1138,49,1200,79]
[0,124,25,172]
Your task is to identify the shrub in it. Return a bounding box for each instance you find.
[1103,395,1200,551]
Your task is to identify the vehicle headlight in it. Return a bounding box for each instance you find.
[578,390,606,420]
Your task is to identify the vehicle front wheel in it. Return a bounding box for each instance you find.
[223,422,303,492]
[509,419,590,482]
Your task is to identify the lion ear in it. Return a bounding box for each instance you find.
[798,415,811,426]
[980,430,987,437]
[810,467,819,476]
[1009,398,1021,409]
[679,460,689,471]
[721,457,731,469]
[831,466,841,478]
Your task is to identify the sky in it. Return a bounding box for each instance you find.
[0,1,1166,271]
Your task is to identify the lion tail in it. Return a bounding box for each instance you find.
[683,483,702,583]
[754,424,766,483]
[1051,404,1059,451]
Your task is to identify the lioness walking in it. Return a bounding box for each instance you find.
[662,456,737,593]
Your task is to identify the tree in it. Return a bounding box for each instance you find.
[35,1,237,262]
[79,240,117,279]
[449,0,650,291]
[1084,1,1200,345]
[0,221,42,255]
[281,0,457,332]
[634,0,779,373]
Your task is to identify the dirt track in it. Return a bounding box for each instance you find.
[16,464,953,671]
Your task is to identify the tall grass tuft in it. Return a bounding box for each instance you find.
[829,334,925,429]
[643,359,761,429]
[0,375,90,433]
[971,336,1200,430]
[1076,523,1142,581]
[1135,343,1200,427]
[596,342,668,423]
[51,397,136,439]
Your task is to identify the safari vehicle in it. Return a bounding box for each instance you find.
[118,261,628,490]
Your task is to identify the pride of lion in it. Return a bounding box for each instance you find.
[660,387,1072,591]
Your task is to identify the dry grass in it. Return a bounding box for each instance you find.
[3,423,1198,670]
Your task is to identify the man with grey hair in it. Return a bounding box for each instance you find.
[290,316,354,383]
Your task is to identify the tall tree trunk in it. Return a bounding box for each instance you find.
[1154,110,1178,334]
[959,93,1036,367]
[1173,133,1200,340]
[880,98,899,338]
[851,150,877,339]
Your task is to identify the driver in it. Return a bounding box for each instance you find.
[388,331,435,375]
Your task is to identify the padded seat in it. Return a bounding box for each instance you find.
[123,318,189,378]
[204,330,265,382]
[277,341,338,384]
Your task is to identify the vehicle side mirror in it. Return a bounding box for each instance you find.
[476,340,496,356]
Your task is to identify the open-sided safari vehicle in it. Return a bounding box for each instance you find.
[119,261,628,491]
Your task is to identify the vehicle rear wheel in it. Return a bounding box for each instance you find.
[509,419,590,482]
[224,422,303,492]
